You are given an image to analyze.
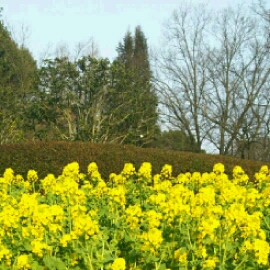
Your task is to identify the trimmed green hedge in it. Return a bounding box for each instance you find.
[0,141,269,181]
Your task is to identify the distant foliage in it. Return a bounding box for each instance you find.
[149,129,204,153]
[0,17,37,144]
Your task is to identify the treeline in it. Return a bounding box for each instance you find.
[1,1,270,161]
[29,26,159,147]
[1,21,156,145]
[154,1,270,161]
[0,7,197,152]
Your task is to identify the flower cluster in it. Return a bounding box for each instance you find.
[0,162,269,269]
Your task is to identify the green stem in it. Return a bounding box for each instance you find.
[262,216,270,230]
[9,183,12,195]
[155,252,164,270]
[86,245,94,270]
[187,226,196,270]
[234,254,248,270]
[100,239,105,270]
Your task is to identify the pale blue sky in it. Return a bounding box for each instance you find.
[2,0,255,62]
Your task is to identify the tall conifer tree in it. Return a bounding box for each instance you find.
[116,30,134,69]
[110,26,159,146]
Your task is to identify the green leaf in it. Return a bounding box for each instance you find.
[31,261,44,270]
[74,248,86,255]
[23,240,32,251]
[43,255,66,270]
[158,263,167,270]
[55,260,67,270]
[102,250,114,263]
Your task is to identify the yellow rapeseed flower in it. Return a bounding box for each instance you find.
[122,163,136,177]
[147,193,166,205]
[259,165,269,175]
[27,169,38,183]
[88,162,99,174]
[108,186,126,206]
[60,234,72,247]
[16,254,31,269]
[0,245,12,261]
[141,228,163,251]
[126,216,140,229]
[111,258,126,270]
[174,248,188,263]
[203,257,219,269]
[175,173,189,184]
[125,204,143,217]
[213,163,225,175]
[31,239,51,257]
[191,172,202,185]
[40,174,56,194]
[145,210,162,228]
[153,174,161,185]
[3,168,14,184]
[233,165,245,178]
[63,162,80,179]
[18,193,39,218]
[199,216,220,240]
[160,164,172,179]
[253,238,270,265]
[195,185,216,205]
[138,162,152,180]
[72,215,99,239]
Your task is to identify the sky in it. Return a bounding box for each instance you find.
[1,0,256,64]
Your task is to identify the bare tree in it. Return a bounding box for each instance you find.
[153,2,212,152]
[204,5,270,155]
[74,37,100,60]
[234,0,270,161]
[154,1,270,158]
[39,37,100,64]
[7,22,31,50]
[254,0,270,27]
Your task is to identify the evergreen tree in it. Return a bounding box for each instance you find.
[0,9,37,143]
[133,26,151,82]
[148,129,205,152]
[110,26,159,146]
[116,30,133,69]
[35,55,112,142]
[75,56,111,142]
[32,56,79,140]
